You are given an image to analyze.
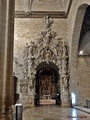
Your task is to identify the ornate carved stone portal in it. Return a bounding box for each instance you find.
[20,16,70,107]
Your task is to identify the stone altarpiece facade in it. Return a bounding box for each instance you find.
[20,16,70,107]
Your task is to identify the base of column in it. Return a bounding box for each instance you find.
[0,107,13,120]
[20,93,34,108]
[61,102,69,107]
[61,94,70,107]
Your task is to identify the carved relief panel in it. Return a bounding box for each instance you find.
[20,16,70,104]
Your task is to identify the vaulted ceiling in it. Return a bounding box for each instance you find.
[79,6,90,55]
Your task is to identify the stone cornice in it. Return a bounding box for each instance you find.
[15,11,67,18]
[14,0,73,18]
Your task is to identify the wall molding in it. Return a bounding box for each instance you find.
[14,0,73,19]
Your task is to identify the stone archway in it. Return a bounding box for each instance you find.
[70,4,89,105]
[70,4,88,89]
[20,16,70,107]
[35,62,60,106]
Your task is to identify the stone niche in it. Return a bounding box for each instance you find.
[20,16,70,107]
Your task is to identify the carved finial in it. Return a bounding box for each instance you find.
[43,16,53,29]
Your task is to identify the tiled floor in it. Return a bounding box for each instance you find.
[23,105,90,120]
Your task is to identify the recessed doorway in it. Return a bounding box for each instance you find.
[35,66,61,106]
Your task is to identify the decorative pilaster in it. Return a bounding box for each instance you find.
[61,41,70,106]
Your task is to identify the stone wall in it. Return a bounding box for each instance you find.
[77,56,90,106]
[14,18,67,63]
[13,57,23,93]
[15,0,64,12]
[62,0,70,12]
[67,0,90,105]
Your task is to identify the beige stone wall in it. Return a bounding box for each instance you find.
[13,57,23,93]
[32,0,64,11]
[14,18,67,63]
[15,0,24,11]
[67,0,90,105]
[15,0,64,12]
[77,56,90,106]
[62,0,70,12]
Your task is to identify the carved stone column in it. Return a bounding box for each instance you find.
[0,0,15,119]
[61,75,69,106]
[61,43,69,106]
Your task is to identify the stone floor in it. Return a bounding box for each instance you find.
[22,105,90,120]
[74,106,90,114]
[40,99,55,105]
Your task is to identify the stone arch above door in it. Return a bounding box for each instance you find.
[36,65,60,105]
[36,61,59,72]
[35,61,60,89]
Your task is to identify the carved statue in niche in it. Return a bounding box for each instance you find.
[45,30,52,45]
[30,41,36,56]
[43,15,53,29]
[23,60,28,79]
[23,43,30,79]
[63,41,69,59]
[28,97,32,105]
[61,76,69,92]
[62,75,68,86]
[56,41,63,57]
[23,43,29,57]
[42,49,55,61]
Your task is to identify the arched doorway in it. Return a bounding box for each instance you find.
[35,62,61,106]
